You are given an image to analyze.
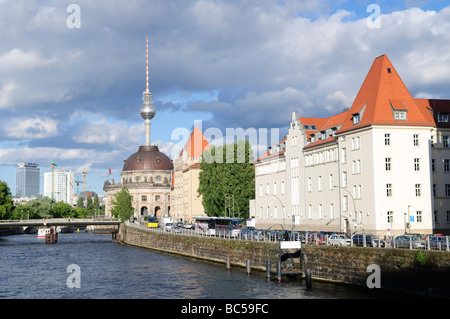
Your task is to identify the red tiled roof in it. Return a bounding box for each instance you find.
[339,54,434,133]
[256,137,286,162]
[179,126,210,159]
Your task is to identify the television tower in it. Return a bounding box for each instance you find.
[139,36,156,146]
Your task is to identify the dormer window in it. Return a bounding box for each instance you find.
[438,112,449,123]
[393,110,407,120]
[352,113,361,125]
[321,131,327,140]
[390,100,408,121]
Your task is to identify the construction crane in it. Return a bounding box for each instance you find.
[74,177,84,196]
[51,161,57,200]
[82,168,88,192]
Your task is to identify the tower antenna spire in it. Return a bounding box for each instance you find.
[146,36,149,92]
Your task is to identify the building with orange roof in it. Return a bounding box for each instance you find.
[253,55,450,235]
[171,126,210,223]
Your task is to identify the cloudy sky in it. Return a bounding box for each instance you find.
[1,0,450,197]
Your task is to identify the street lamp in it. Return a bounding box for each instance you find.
[334,186,357,236]
[267,194,286,227]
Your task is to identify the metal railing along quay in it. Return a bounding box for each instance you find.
[125,221,450,252]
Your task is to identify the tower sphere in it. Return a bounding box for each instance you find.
[140,91,155,120]
[140,102,156,120]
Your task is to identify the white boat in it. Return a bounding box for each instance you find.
[37,227,50,238]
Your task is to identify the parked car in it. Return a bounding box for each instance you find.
[392,235,426,249]
[428,236,449,250]
[327,234,351,246]
[352,234,385,247]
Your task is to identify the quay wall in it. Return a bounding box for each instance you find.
[121,224,450,297]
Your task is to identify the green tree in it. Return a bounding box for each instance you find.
[0,180,15,219]
[198,140,254,219]
[86,196,93,210]
[53,202,75,218]
[76,196,84,209]
[11,204,38,219]
[25,197,55,218]
[110,186,134,222]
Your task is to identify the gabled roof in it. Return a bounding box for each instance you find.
[179,126,210,159]
[339,54,434,133]
[300,110,348,148]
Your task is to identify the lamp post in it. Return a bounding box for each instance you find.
[267,194,286,228]
[334,186,357,236]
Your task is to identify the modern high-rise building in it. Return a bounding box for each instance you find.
[15,162,40,198]
[44,169,74,205]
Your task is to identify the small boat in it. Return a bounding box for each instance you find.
[38,227,50,238]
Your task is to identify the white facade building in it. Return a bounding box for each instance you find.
[254,54,450,235]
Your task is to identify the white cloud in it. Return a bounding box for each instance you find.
[3,117,58,139]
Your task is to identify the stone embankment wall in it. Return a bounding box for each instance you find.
[121,224,450,297]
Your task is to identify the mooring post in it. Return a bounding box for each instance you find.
[277,260,282,282]
[306,269,312,290]
[266,259,271,280]
[246,259,251,275]
[226,256,231,271]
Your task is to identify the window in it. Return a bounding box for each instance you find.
[385,133,390,146]
[432,159,435,172]
[281,181,285,194]
[386,184,392,197]
[417,211,422,223]
[393,110,407,120]
[308,205,312,219]
[329,174,333,190]
[415,184,421,197]
[341,147,347,163]
[330,204,334,220]
[273,182,277,195]
[318,176,322,191]
[343,195,348,212]
[353,114,361,125]
[438,112,449,123]
[385,158,391,171]
[445,159,450,172]
[259,184,263,197]
[307,177,312,192]
[141,195,147,201]
[414,158,420,171]
[342,171,347,188]
[319,204,323,219]
[446,184,450,197]
[266,183,270,194]
[387,211,394,224]
[433,184,436,197]
[413,134,419,146]
[274,206,278,219]
[444,136,449,148]
[447,211,450,223]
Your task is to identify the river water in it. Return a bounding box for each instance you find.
[0,232,409,300]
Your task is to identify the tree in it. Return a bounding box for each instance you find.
[11,204,38,220]
[198,140,255,219]
[25,197,55,218]
[0,180,14,219]
[53,202,75,218]
[76,196,84,209]
[110,186,134,222]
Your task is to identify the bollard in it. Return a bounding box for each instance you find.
[246,259,251,275]
[277,261,282,282]
[266,259,271,280]
[226,256,231,271]
[305,269,312,290]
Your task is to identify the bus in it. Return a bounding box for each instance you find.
[147,216,158,228]
[194,216,244,237]
[194,216,217,236]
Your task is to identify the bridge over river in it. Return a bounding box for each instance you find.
[0,218,121,229]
